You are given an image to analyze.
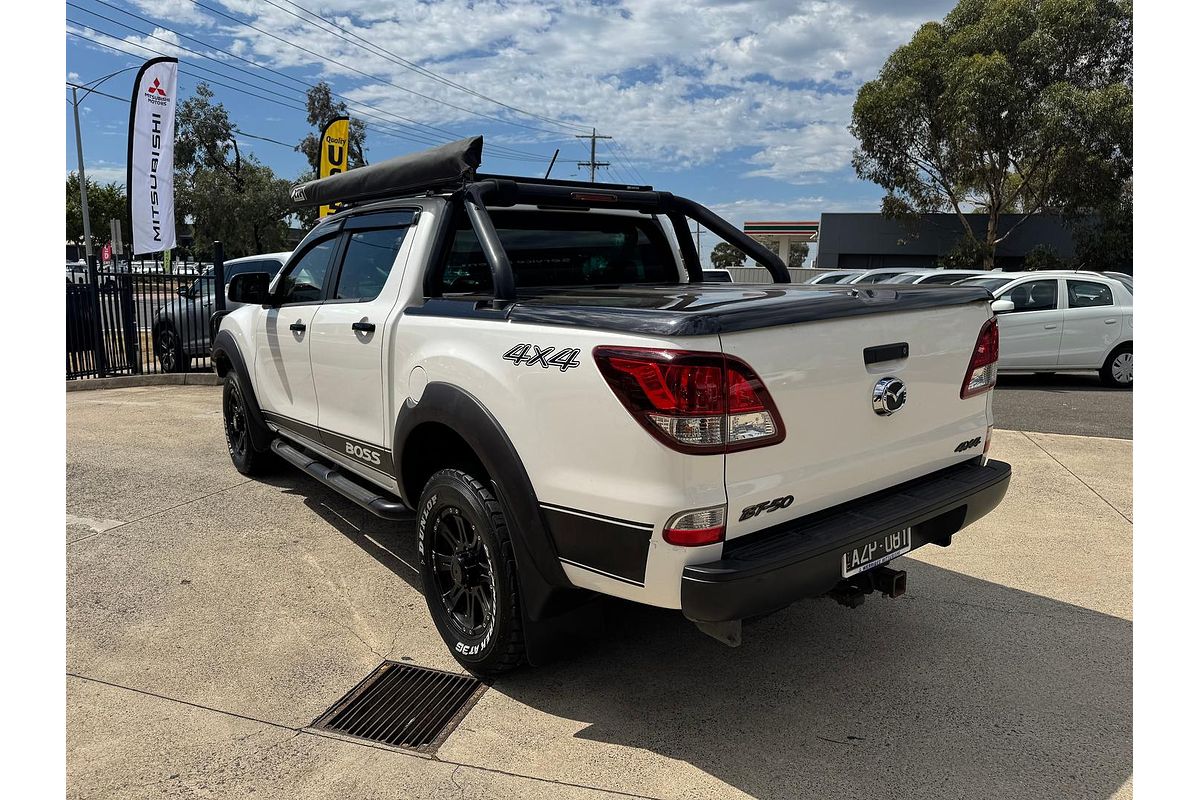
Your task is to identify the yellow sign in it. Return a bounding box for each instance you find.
[318,116,350,218]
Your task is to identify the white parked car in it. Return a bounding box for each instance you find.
[804,270,864,285]
[891,269,991,285]
[956,272,1132,387]
[846,268,929,284]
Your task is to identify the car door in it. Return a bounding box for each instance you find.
[1059,279,1120,368]
[309,210,416,478]
[993,278,1064,369]
[254,234,341,434]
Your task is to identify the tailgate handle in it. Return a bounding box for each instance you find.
[864,342,909,365]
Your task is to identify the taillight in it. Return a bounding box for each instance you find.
[961,317,999,399]
[663,506,726,546]
[593,346,785,454]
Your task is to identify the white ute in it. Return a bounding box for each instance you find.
[212,137,1012,673]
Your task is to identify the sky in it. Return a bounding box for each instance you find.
[65,0,956,263]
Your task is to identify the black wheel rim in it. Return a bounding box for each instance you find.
[158,328,177,371]
[431,508,494,639]
[223,382,248,459]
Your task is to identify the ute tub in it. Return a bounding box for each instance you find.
[680,458,1011,622]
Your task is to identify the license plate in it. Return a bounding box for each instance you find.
[841,527,912,577]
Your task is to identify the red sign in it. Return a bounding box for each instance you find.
[101,243,112,263]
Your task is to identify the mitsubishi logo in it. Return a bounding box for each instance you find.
[872,377,907,416]
[147,77,168,97]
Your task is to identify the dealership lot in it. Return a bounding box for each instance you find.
[67,385,1130,799]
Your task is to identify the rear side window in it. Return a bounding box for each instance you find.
[335,228,409,301]
[277,238,337,304]
[1001,279,1058,311]
[438,211,679,294]
[1067,280,1114,308]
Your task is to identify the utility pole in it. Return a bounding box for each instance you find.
[71,86,94,262]
[694,220,703,261]
[575,128,611,183]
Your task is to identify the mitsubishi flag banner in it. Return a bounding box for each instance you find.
[127,57,178,254]
[318,116,350,218]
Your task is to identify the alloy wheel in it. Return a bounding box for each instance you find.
[430,509,495,638]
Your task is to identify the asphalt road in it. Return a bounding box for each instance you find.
[992,372,1132,439]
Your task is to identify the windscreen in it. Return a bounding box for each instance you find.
[438,210,680,294]
[891,273,923,284]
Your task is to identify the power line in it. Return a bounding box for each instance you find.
[607,139,649,185]
[265,0,591,134]
[70,3,550,161]
[66,12,549,163]
[187,0,576,140]
[575,128,611,183]
[66,29,543,163]
[65,79,298,151]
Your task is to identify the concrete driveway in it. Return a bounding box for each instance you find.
[67,385,1131,799]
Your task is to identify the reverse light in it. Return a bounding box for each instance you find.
[663,506,726,546]
[961,317,1000,399]
[593,347,785,454]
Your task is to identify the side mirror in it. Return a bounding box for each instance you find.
[228,272,273,305]
[177,285,190,298]
[991,299,1015,314]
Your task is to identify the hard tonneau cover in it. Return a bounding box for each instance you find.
[410,284,993,336]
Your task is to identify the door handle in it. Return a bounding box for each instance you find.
[1104,318,1118,324]
[352,321,376,333]
[1044,324,1058,330]
[289,322,306,333]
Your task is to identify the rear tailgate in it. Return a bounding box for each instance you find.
[721,298,994,540]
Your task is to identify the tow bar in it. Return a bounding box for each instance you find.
[828,565,907,608]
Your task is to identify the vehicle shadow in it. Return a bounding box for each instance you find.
[267,472,1131,800]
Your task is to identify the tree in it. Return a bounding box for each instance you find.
[1023,244,1069,270]
[293,83,369,227]
[66,173,126,252]
[787,241,810,268]
[850,0,1132,269]
[710,242,747,269]
[175,83,292,259]
[1070,181,1131,271]
[297,82,367,174]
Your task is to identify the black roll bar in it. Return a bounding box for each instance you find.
[463,181,517,306]
[460,180,791,307]
[664,194,791,283]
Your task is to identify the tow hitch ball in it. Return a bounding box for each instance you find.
[829,566,907,608]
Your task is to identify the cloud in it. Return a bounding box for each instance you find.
[76,1,951,184]
[126,0,213,27]
[68,160,127,186]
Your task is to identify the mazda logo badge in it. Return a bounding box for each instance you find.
[872,377,907,416]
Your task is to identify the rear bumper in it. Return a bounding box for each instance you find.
[680,458,1011,622]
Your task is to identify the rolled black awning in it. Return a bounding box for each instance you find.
[290,135,483,208]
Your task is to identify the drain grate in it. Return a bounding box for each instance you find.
[313,661,484,750]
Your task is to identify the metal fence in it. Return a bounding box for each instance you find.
[65,259,216,380]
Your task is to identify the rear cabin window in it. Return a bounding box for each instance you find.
[437,211,679,294]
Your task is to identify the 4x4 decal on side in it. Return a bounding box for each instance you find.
[502,344,581,372]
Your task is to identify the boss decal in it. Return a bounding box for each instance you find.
[954,436,983,453]
[739,494,795,522]
[502,343,581,372]
[345,441,383,465]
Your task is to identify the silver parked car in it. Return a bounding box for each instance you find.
[153,252,289,372]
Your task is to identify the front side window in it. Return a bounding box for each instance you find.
[1067,280,1114,308]
[1000,279,1058,312]
[277,238,338,304]
[437,210,679,295]
[335,228,409,301]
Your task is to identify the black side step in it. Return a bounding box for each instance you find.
[271,438,411,520]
